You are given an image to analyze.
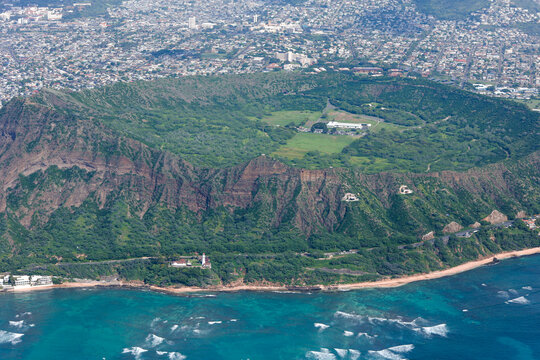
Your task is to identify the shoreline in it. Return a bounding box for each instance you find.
[5,247,540,295]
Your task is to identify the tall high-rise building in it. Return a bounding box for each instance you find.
[188,17,196,29]
[253,14,258,23]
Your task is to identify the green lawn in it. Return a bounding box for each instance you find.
[273,133,356,159]
[257,110,322,126]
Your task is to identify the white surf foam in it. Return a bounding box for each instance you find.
[334,348,348,358]
[522,286,533,290]
[348,349,361,360]
[368,349,405,360]
[208,321,222,325]
[497,291,510,299]
[171,324,179,331]
[314,323,330,331]
[168,352,187,360]
[334,311,363,321]
[507,296,530,304]
[368,345,413,360]
[0,330,24,345]
[306,348,337,360]
[387,344,414,353]
[509,289,519,295]
[9,320,25,328]
[230,319,237,322]
[156,351,187,360]
[15,312,31,319]
[368,316,423,328]
[357,332,374,338]
[417,324,448,337]
[145,334,165,347]
[343,331,354,337]
[122,347,148,359]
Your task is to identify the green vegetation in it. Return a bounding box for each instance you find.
[1,71,539,287]
[256,110,322,126]
[37,72,539,174]
[273,133,356,160]
[413,0,490,20]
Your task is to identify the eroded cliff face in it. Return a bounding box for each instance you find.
[0,98,348,232]
[0,97,538,236]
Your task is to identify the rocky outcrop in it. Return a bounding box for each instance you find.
[470,222,481,229]
[422,231,435,241]
[443,222,463,234]
[516,211,527,219]
[483,210,508,225]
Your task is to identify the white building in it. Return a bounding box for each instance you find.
[188,17,197,29]
[327,121,371,129]
[13,276,31,287]
[31,275,53,286]
[201,253,211,269]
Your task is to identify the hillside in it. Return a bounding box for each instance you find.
[0,72,539,287]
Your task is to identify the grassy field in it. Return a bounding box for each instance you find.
[349,156,411,173]
[256,110,322,126]
[272,133,356,159]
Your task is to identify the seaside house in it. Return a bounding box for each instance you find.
[13,275,31,287]
[31,275,53,286]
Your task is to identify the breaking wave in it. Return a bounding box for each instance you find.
[387,345,414,353]
[507,296,530,304]
[334,348,348,358]
[357,332,374,338]
[368,344,413,360]
[208,321,222,325]
[522,286,533,291]
[15,312,31,318]
[122,347,148,359]
[334,311,364,321]
[157,351,187,360]
[145,333,165,347]
[343,331,354,337]
[9,320,25,329]
[306,348,337,360]
[0,330,24,345]
[349,349,361,360]
[314,323,330,331]
[416,324,448,337]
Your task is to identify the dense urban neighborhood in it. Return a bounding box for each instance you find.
[0,0,539,106]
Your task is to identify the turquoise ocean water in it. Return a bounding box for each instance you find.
[1,255,540,360]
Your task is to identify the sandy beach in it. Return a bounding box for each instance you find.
[5,246,540,295]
